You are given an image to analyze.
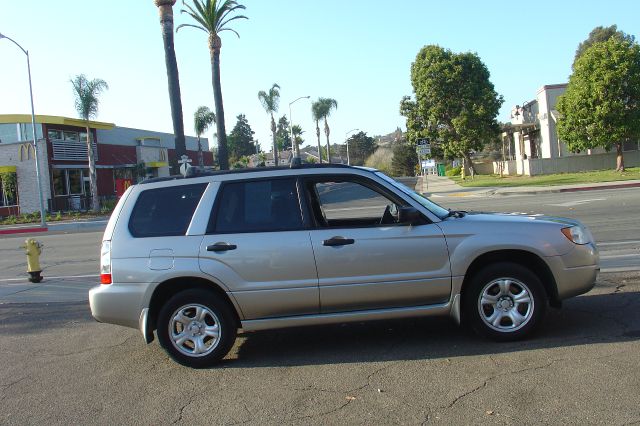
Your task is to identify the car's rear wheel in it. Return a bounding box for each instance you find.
[157,289,237,368]
[463,262,547,341]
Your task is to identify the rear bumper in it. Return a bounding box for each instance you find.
[89,283,147,330]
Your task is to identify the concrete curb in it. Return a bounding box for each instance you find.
[492,181,640,196]
[0,226,48,235]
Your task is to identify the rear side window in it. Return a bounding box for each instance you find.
[129,183,207,237]
[209,178,302,234]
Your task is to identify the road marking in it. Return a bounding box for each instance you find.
[598,240,640,247]
[549,198,606,207]
[0,274,99,283]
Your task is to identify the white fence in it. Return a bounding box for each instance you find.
[489,151,640,176]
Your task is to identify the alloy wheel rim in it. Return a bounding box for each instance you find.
[169,304,221,357]
[477,278,534,332]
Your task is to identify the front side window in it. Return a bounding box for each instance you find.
[129,183,207,238]
[210,178,302,234]
[306,177,405,228]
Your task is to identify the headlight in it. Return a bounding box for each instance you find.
[561,226,591,245]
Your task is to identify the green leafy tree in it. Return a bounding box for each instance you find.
[193,106,216,167]
[258,83,281,166]
[70,74,108,212]
[573,25,635,69]
[154,0,187,172]
[404,45,503,177]
[291,125,304,150]
[276,115,292,151]
[227,113,256,160]
[558,37,640,172]
[312,98,338,163]
[346,131,377,166]
[178,0,248,171]
[391,143,418,177]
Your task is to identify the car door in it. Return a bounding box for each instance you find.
[199,177,319,320]
[303,175,451,313]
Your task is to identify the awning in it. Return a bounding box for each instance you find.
[146,161,168,168]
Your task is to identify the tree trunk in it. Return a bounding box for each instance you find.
[85,124,100,212]
[324,118,331,164]
[271,113,278,166]
[209,35,228,170]
[616,142,625,172]
[463,151,477,176]
[157,2,186,174]
[316,120,322,163]
[197,136,204,168]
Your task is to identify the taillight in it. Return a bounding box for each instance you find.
[100,240,112,285]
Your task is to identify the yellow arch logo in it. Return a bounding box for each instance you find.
[19,143,36,161]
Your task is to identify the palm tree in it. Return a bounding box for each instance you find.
[154,0,187,172]
[70,74,108,212]
[178,0,248,171]
[313,98,338,163]
[193,106,216,167]
[311,101,324,163]
[291,124,304,152]
[258,83,281,166]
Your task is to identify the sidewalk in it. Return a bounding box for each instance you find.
[418,175,640,197]
[0,217,108,236]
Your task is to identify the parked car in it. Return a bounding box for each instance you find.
[89,164,599,368]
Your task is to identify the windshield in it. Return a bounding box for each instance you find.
[375,171,450,219]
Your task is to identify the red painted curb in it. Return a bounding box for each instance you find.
[0,227,48,235]
[559,182,640,193]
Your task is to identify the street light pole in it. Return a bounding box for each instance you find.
[345,128,359,166]
[288,95,310,157]
[0,32,47,227]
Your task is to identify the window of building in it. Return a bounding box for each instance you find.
[129,183,208,238]
[210,178,302,234]
[52,168,88,196]
[49,128,98,161]
[0,173,18,207]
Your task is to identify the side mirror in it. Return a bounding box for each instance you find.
[398,206,422,224]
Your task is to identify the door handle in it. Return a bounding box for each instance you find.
[207,243,237,252]
[322,237,355,247]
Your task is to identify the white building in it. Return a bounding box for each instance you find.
[499,84,639,175]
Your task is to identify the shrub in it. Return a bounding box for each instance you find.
[446,166,461,177]
[365,147,393,175]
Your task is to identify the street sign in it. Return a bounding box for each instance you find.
[417,138,429,146]
[179,155,192,176]
[421,159,435,168]
[417,146,431,155]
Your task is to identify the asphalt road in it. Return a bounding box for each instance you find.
[0,271,638,424]
[0,187,639,424]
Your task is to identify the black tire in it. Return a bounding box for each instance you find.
[157,289,237,368]
[463,262,547,341]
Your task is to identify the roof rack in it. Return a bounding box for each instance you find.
[139,163,356,184]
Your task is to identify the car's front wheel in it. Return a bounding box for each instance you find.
[157,289,237,368]
[463,262,547,341]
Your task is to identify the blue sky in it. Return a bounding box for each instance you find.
[1,1,638,151]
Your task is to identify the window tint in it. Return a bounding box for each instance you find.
[310,181,395,227]
[211,179,302,233]
[129,183,207,238]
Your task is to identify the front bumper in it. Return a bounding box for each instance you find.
[549,242,599,300]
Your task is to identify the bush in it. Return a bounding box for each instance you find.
[446,166,461,177]
[365,147,393,175]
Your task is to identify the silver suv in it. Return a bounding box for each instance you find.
[90,165,599,367]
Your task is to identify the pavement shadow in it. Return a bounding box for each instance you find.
[0,302,92,335]
[1,292,638,369]
[225,291,640,368]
